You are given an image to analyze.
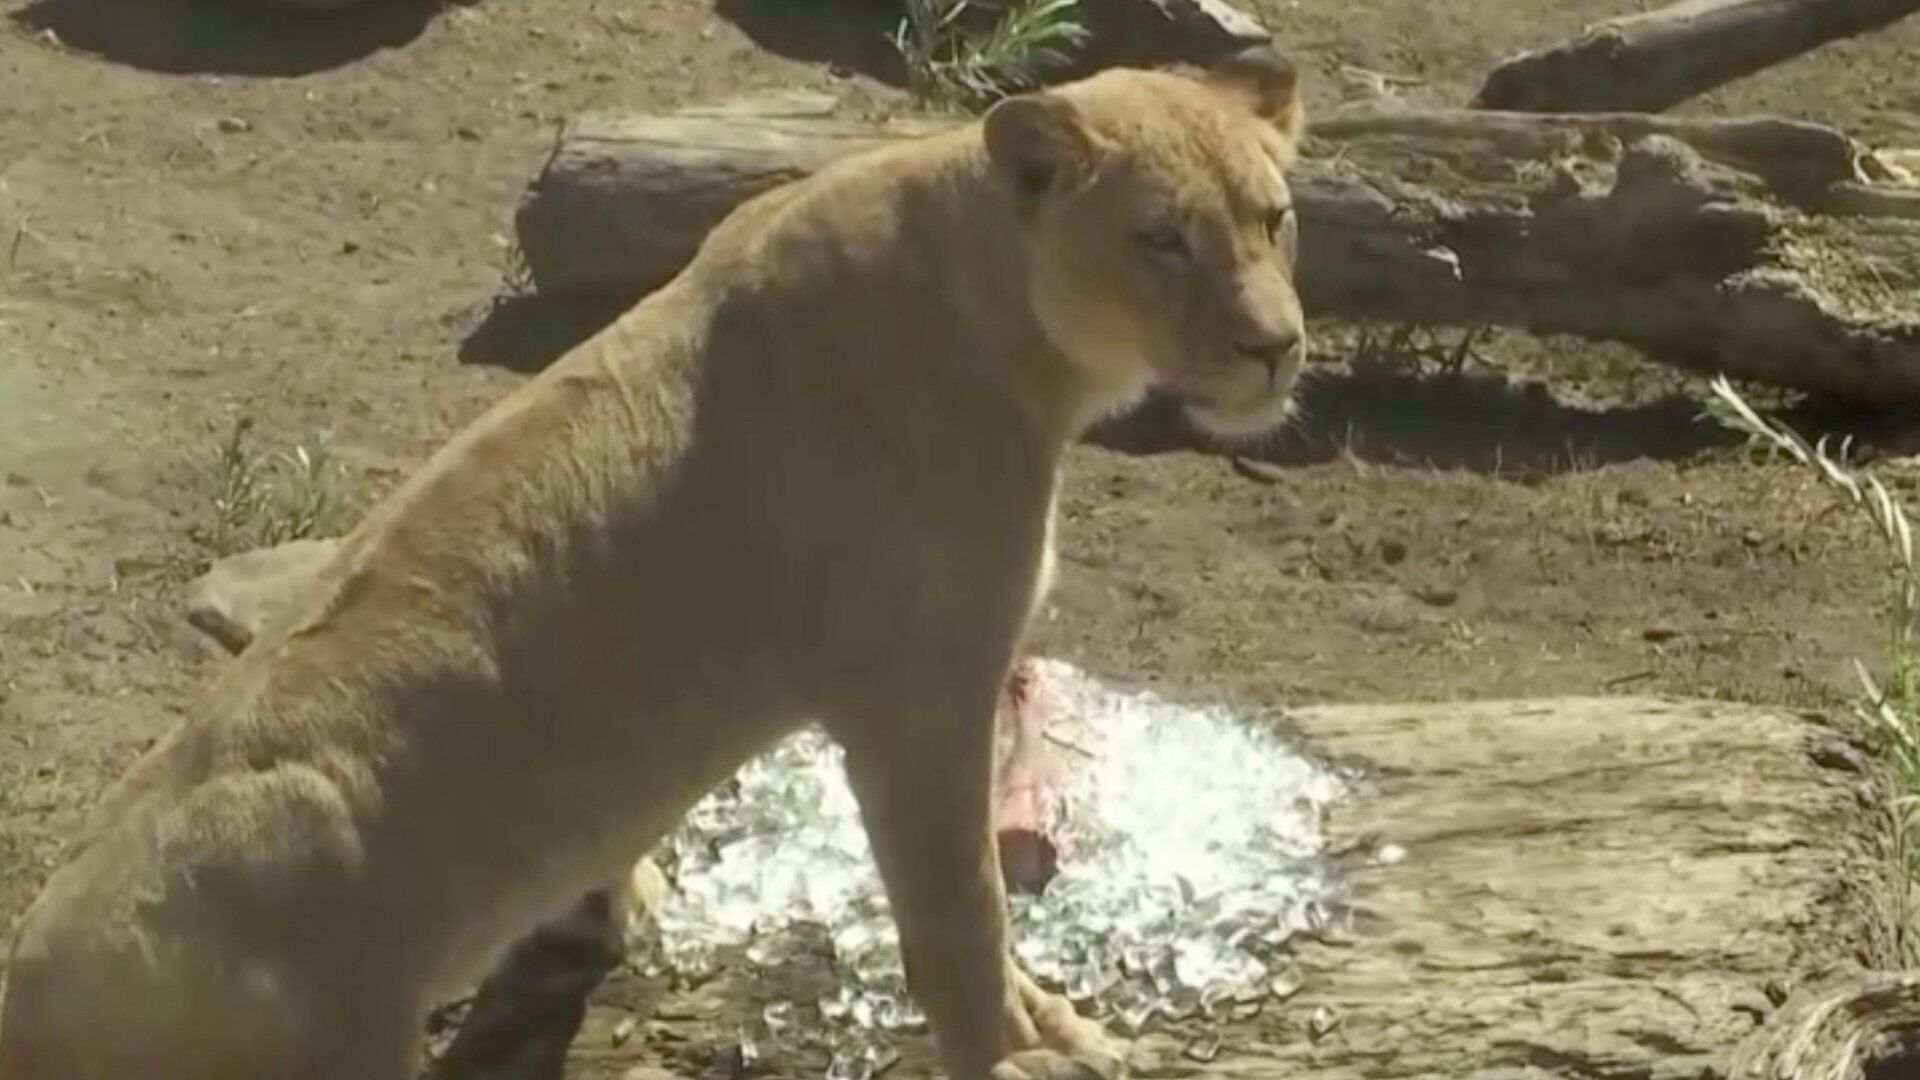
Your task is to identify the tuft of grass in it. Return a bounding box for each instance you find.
[209,417,348,554]
[1352,323,1491,375]
[890,0,1089,111]
[1704,375,1920,952]
[500,240,536,299]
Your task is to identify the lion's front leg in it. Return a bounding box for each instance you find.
[833,685,1123,1080]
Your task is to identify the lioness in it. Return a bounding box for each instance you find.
[0,47,1307,1080]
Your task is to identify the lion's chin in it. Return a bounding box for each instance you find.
[1181,394,1296,445]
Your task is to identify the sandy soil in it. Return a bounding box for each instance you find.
[2,0,1918,1074]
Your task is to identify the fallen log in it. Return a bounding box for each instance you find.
[513,93,946,316]
[512,95,1920,409]
[1474,0,1920,114]
[571,691,1906,1078]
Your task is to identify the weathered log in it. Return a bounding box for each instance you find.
[512,93,946,309]
[567,691,1905,1078]
[513,95,1920,408]
[1475,0,1920,114]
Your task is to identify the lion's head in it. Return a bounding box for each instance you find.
[984,47,1308,442]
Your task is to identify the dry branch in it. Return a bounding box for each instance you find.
[513,94,1920,408]
[1475,0,1920,114]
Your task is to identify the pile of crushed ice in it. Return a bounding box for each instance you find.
[634,659,1357,1078]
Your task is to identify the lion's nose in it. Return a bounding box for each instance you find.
[1233,328,1301,380]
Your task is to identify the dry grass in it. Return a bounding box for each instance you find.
[1705,374,1920,955]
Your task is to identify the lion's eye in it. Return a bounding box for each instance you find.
[1136,225,1187,258]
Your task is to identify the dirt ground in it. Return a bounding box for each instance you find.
[2,0,1919,1074]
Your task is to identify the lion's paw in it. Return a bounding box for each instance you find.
[995,972,1125,1080]
[989,1047,1124,1080]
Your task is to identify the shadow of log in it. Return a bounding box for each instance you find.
[457,292,636,375]
[458,293,1745,479]
[1091,362,1740,477]
[713,0,908,86]
[710,0,1268,92]
[13,0,459,77]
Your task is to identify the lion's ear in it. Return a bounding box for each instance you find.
[1205,45,1305,151]
[983,92,1098,200]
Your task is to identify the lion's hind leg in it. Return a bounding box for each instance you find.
[0,904,299,1080]
[0,931,419,1080]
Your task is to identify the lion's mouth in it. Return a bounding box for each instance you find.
[1181,392,1297,443]
[1173,360,1301,442]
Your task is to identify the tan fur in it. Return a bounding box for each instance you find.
[0,50,1306,1080]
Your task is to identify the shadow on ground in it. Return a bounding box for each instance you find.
[461,295,1745,478]
[14,0,461,76]
[713,0,1262,90]
[714,0,907,86]
[1089,363,1741,477]
[459,293,634,376]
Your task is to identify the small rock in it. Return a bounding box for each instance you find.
[455,125,482,142]
[1075,0,1272,69]
[1124,1034,1186,1075]
[1642,626,1680,644]
[4,473,30,488]
[1269,969,1303,1001]
[1378,538,1408,565]
[1413,584,1458,607]
[652,996,724,1023]
[1182,1030,1223,1062]
[112,555,166,579]
[183,538,340,655]
[1307,1004,1342,1040]
[1350,595,1421,634]
[1230,455,1287,484]
[645,1024,687,1045]
[216,116,251,134]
